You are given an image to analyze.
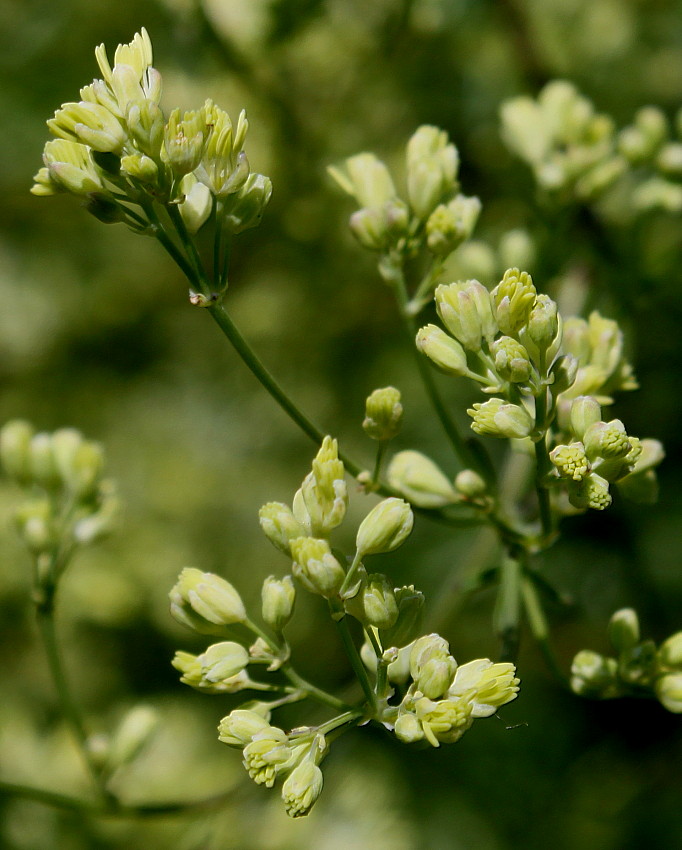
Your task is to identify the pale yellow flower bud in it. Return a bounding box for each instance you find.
[363,387,403,441]
[282,760,324,818]
[583,420,631,460]
[491,268,537,336]
[179,174,212,234]
[121,153,158,184]
[406,125,459,219]
[163,107,205,176]
[222,173,273,233]
[608,608,640,654]
[394,712,424,743]
[655,673,682,713]
[569,396,602,440]
[386,450,457,508]
[169,567,246,633]
[435,280,496,352]
[491,336,532,383]
[48,101,128,154]
[218,708,272,747]
[448,658,520,717]
[467,398,534,439]
[259,502,306,555]
[243,728,291,787]
[261,575,296,631]
[416,324,469,376]
[345,573,398,629]
[106,706,159,771]
[0,420,34,484]
[550,442,590,481]
[413,695,473,746]
[425,194,481,255]
[570,650,619,697]
[328,152,397,209]
[658,632,682,669]
[568,472,612,511]
[356,497,414,556]
[522,294,560,361]
[454,469,487,499]
[290,537,345,598]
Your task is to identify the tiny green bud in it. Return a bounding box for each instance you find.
[282,759,324,818]
[454,469,487,499]
[491,268,537,337]
[261,575,296,631]
[569,395,602,440]
[583,420,631,461]
[345,572,398,629]
[356,497,414,557]
[363,387,403,441]
[425,194,481,256]
[467,398,534,439]
[259,502,306,555]
[386,450,457,508]
[290,537,345,598]
[106,705,159,771]
[65,441,105,500]
[170,567,247,633]
[14,499,55,553]
[659,633,682,669]
[608,608,640,653]
[550,442,590,481]
[655,673,682,713]
[0,420,34,483]
[416,324,469,376]
[491,336,532,383]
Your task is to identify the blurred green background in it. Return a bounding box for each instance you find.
[1,0,682,847]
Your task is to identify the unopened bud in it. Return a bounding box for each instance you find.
[569,396,602,440]
[435,280,496,351]
[363,387,403,441]
[386,450,457,508]
[356,497,414,557]
[259,502,306,555]
[0,420,34,483]
[491,336,532,383]
[467,398,534,439]
[655,673,682,713]
[608,608,640,653]
[491,268,537,337]
[261,575,296,631]
[454,469,487,499]
[290,537,345,597]
[106,705,159,771]
[416,325,469,376]
[583,420,631,461]
[169,567,247,634]
[345,572,398,629]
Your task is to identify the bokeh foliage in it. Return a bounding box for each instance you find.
[2,0,682,847]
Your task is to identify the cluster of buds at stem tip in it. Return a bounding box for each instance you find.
[32,29,272,241]
[0,420,119,555]
[571,608,682,712]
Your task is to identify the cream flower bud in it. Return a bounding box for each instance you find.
[491,268,537,337]
[163,107,205,176]
[223,173,273,234]
[290,537,345,598]
[344,573,398,629]
[64,441,105,500]
[178,174,212,233]
[569,396,602,440]
[282,760,324,818]
[41,139,106,196]
[568,472,612,511]
[169,567,246,633]
[454,469,487,499]
[48,101,129,154]
[243,728,291,787]
[363,387,403,441]
[414,695,473,746]
[448,659,520,717]
[425,194,481,256]
[356,497,414,556]
[583,420,631,461]
[14,499,55,553]
[523,294,560,359]
[218,709,272,747]
[608,608,640,653]
[328,153,396,209]
[550,442,590,481]
[198,641,250,683]
[658,632,682,669]
[120,153,158,184]
[570,650,619,697]
[106,706,159,771]
[491,336,532,383]
[416,325,469,376]
[259,502,306,555]
[467,398,534,439]
[655,673,682,713]
[406,125,459,219]
[435,280,496,352]
[301,437,347,536]
[381,585,425,648]
[394,712,425,743]
[261,575,296,631]
[0,420,34,483]
[409,635,455,699]
[386,450,457,508]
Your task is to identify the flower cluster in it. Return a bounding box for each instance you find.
[32,29,271,297]
[366,635,519,748]
[169,437,520,816]
[571,609,682,713]
[0,420,119,560]
[415,267,663,513]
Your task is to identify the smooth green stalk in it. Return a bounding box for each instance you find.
[371,441,389,487]
[339,550,363,598]
[533,386,554,540]
[330,603,376,712]
[494,554,522,663]
[521,576,569,687]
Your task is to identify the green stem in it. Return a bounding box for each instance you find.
[331,605,376,712]
[167,204,208,290]
[339,550,363,598]
[533,387,553,540]
[372,441,388,487]
[493,554,522,663]
[521,576,570,688]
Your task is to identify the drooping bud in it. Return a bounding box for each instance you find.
[290,537,345,598]
[281,758,324,818]
[362,387,403,441]
[467,398,534,439]
[386,450,457,508]
[169,567,247,634]
[261,575,296,631]
[568,472,612,511]
[356,497,414,557]
[416,325,469,376]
